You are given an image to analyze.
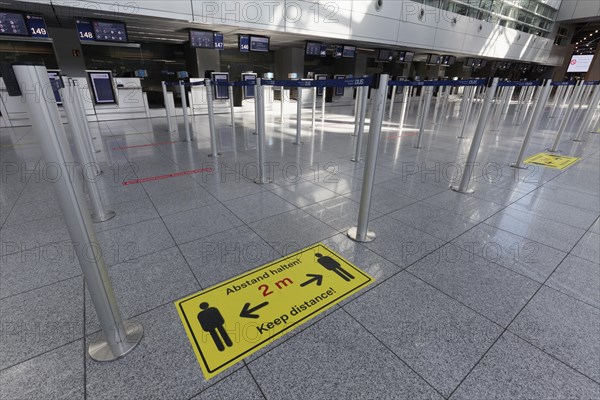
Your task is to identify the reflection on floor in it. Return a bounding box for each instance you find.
[1,96,599,399]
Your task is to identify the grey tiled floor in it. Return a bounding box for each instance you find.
[0,95,599,399]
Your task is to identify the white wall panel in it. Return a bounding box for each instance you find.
[192,0,286,30]
[285,1,352,39]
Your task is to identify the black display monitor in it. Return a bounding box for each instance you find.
[342,45,356,58]
[87,71,117,104]
[476,59,487,68]
[305,41,322,56]
[427,54,441,65]
[465,58,476,67]
[76,20,95,41]
[0,12,28,36]
[92,20,127,42]
[441,55,456,66]
[190,29,214,48]
[377,49,392,62]
[214,33,224,50]
[25,15,48,38]
[242,73,256,99]
[239,34,250,52]
[250,35,269,52]
[404,51,414,63]
[333,45,343,58]
[47,70,63,104]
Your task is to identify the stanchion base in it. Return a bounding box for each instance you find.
[182,139,193,143]
[88,320,143,362]
[252,132,258,135]
[413,146,423,149]
[293,141,304,145]
[91,210,116,223]
[254,179,273,184]
[451,186,474,194]
[347,227,376,243]
[545,148,561,153]
[509,163,528,170]
[94,149,101,153]
[456,136,467,140]
[350,158,363,162]
[571,139,584,142]
[167,129,177,134]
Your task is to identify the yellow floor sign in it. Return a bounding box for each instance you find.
[523,152,580,170]
[175,243,373,380]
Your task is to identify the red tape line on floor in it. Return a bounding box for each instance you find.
[112,141,178,150]
[122,167,214,186]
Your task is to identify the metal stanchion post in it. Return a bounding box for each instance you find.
[61,84,115,223]
[416,86,425,122]
[510,79,553,169]
[280,86,285,121]
[452,78,499,194]
[12,64,142,361]
[560,84,574,111]
[205,79,219,157]
[548,80,585,152]
[348,74,389,243]
[459,85,469,119]
[406,87,413,118]
[458,85,476,138]
[294,86,303,145]
[550,85,564,118]
[162,81,176,133]
[311,86,317,127]
[353,87,363,137]
[228,84,235,128]
[399,86,409,131]
[432,85,443,125]
[352,84,369,162]
[501,86,515,116]
[388,85,396,120]
[70,80,102,161]
[321,86,326,121]
[180,81,191,142]
[414,85,433,148]
[572,84,600,142]
[255,79,271,184]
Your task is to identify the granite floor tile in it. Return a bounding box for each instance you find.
[85,247,200,333]
[148,185,218,216]
[344,185,418,214]
[570,231,600,264]
[508,286,600,382]
[590,218,599,234]
[508,195,599,229]
[452,223,567,283]
[249,309,443,400]
[0,277,83,369]
[389,201,479,241]
[408,243,540,327]
[302,195,382,231]
[248,209,338,256]
[0,215,70,253]
[344,272,503,397]
[222,191,296,224]
[546,254,600,309]
[96,218,176,266]
[424,190,505,222]
[375,176,447,201]
[86,304,227,400]
[485,207,586,252]
[0,340,84,400]
[267,180,338,208]
[190,367,264,400]
[93,196,160,232]
[450,332,600,400]
[362,217,445,268]
[162,203,244,245]
[179,226,278,289]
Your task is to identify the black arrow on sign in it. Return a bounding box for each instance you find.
[240,302,269,319]
[300,274,323,287]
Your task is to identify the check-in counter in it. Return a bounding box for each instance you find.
[188,78,231,116]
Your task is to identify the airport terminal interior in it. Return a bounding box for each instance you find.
[1,0,599,399]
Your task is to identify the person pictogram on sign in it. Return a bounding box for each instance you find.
[315,253,355,282]
[197,302,233,352]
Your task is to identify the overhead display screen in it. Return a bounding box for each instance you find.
[398,51,415,63]
[25,15,48,38]
[92,20,127,42]
[377,49,392,62]
[0,12,28,36]
[305,41,322,56]
[214,33,224,50]
[239,34,250,52]
[441,55,456,66]
[250,36,269,52]
[333,45,343,58]
[567,54,594,73]
[190,29,213,48]
[88,72,117,104]
[242,73,256,99]
[76,20,95,41]
[427,54,441,65]
[342,45,356,58]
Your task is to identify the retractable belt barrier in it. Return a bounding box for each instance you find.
[261,77,373,88]
[498,80,541,87]
[388,79,487,87]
